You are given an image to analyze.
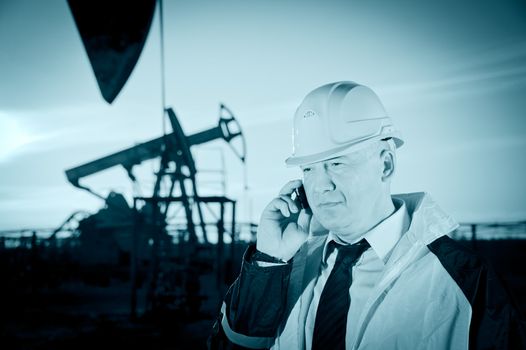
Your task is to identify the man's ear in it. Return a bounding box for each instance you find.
[380,149,395,182]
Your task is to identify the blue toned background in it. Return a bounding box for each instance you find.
[1,0,525,228]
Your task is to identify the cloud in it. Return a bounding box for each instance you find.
[0,113,45,161]
[378,39,526,100]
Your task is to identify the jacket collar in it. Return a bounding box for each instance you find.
[393,192,459,245]
[310,192,458,265]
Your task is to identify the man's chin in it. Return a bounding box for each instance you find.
[313,212,359,233]
[315,217,351,234]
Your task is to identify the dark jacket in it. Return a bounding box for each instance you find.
[209,193,526,349]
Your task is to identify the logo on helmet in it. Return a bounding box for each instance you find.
[303,110,317,119]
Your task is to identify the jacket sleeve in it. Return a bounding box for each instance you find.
[208,244,293,350]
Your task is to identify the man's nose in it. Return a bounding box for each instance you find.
[312,170,336,193]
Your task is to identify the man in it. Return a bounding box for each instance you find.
[208,81,525,349]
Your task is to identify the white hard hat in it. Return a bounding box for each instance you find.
[285,81,403,166]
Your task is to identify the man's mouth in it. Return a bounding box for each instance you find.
[317,202,341,208]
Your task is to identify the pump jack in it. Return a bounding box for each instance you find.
[65,104,246,315]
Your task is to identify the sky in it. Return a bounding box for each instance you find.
[1,0,526,231]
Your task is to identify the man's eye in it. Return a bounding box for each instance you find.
[302,167,311,173]
[330,162,343,167]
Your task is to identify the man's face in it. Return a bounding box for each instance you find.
[301,143,386,239]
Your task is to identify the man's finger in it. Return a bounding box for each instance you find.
[278,179,303,196]
[279,195,299,213]
[269,198,291,218]
[297,209,312,232]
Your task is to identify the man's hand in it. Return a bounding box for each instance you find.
[256,180,313,261]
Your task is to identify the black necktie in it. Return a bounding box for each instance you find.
[312,239,370,350]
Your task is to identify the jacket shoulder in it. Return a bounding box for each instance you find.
[427,236,484,278]
[427,235,526,349]
[427,235,504,304]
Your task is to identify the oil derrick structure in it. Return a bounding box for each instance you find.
[65,104,246,317]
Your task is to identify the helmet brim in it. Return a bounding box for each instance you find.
[285,135,403,167]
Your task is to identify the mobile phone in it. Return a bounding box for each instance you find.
[294,184,310,210]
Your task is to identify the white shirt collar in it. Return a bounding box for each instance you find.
[323,197,410,265]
